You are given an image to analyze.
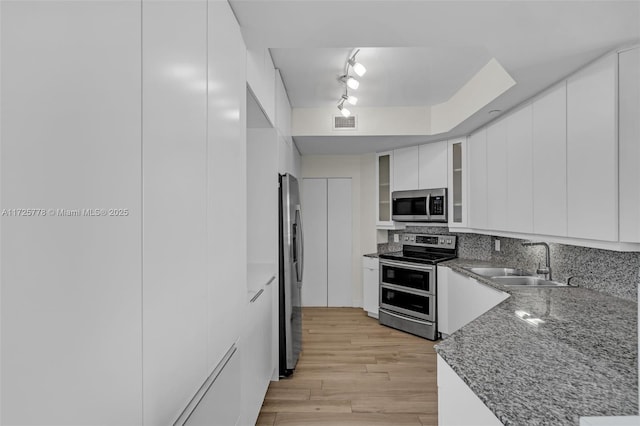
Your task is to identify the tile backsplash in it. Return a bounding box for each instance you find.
[380,226,639,302]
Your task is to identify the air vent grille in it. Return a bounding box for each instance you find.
[333,115,357,130]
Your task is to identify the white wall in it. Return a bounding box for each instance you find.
[301,154,377,307]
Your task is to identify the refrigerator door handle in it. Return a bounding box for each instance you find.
[295,206,304,283]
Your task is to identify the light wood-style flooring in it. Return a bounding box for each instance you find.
[257,307,438,426]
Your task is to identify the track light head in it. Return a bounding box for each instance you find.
[337,100,351,117]
[340,75,359,90]
[348,58,367,77]
[342,94,358,106]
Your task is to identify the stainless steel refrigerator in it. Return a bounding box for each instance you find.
[278,173,304,377]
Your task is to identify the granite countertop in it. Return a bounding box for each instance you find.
[363,252,379,258]
[436,258,638,426]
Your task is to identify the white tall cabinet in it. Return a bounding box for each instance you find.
[142,3,209,424]
[1,1,249,424]
[1,2,143,424]
[302,178,353,307]
[566,54,618,242]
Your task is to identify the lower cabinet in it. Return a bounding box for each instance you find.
[362,256,380,318]
[437,355,502,426]
[240,284,274,425]
[437,267,509,335]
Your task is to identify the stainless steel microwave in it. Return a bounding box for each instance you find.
[391,188,447,222]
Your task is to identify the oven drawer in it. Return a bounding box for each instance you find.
[379,309,438,340]
[379,284,435,322]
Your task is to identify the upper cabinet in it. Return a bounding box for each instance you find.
[486,119,508,231]
[532,82,567,237]
[376,151,394,227]
[566,53,617,241]
[275,70,292,141]
[448,138,467,228]
[618,47,640,243]
[419,141,448,189]
[462,47,640,250]
[467,128,488,229]
[393,146,420,191]
[247,48,276,125]
[505,104,533,234]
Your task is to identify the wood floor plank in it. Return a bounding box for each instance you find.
[265,388,311,401]
[261,400,352,414]
[273,413,423,425]
[256,412,276,426]
[258,307,439,424]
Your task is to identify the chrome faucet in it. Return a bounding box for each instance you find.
[522,241,552,281]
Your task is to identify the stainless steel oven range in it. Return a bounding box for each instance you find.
[378,233,456,340]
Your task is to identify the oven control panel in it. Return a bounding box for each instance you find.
[402,233,456,250]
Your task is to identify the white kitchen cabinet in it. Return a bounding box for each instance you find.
[1,2,143,424]
[419,141,448,189]
[437,355,502,426]
[240,284,273,426]
[302,178,353,307]
[362,257,380,318]
[376,151,394,226]
[448,138,467,228]
[393,146,420,191]
[567,53,618,241]
[618,47,640,243]
[486,119,508,231]
[246,48,276,126]
[142,2,210,424]
[506,104,533,233]
[468,128,488,229]
[207,0,247,373]
[532,82,568,237]
[275,69,292,141]
[437,267,508,335]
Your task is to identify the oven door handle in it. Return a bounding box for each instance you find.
[379,259,434,271]
[380,309,434,326]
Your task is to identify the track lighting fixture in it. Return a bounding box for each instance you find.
[337,48,366,116]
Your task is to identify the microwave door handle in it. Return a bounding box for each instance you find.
[426,193,431,219]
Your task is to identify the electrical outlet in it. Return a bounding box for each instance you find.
[393,234,400,243]
[494,239,501,251]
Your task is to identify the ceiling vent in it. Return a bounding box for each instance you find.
[333,115,357,130]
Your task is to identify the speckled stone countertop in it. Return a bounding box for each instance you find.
[436,258,638,426]
[363,252,379,258]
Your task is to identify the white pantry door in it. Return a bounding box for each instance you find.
[302,178,353,307]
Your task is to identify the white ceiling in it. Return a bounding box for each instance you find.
[270,47,493,107]
[230,0,640,155]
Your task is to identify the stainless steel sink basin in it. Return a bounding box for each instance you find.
[464,267,533,277]
[491,276,568,287]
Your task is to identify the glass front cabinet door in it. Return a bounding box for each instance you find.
[448,138,467,227]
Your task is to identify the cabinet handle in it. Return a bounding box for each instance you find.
[173,343,237,426]
[250,288,265,303]
[266,275,276,286]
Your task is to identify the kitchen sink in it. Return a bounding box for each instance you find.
[464,267,533,277]
[490,276,568,287]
